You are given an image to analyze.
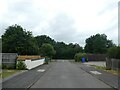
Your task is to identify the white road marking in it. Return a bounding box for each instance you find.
[86,65,90,67]
[37,69,45,72]
[90,71,102,75]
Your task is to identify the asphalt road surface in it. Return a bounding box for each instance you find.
[31,60,111,88]
[3,60,114,89]
[2,63,51,88]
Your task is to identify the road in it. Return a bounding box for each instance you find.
[2,63,51,88]
[31,60,111,88]
[3,60,114,89]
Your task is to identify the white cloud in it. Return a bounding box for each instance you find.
[0,0,119,46]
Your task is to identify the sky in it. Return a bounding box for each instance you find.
[0,0,119,47]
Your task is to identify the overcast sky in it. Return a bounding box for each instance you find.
[0,0,119,46]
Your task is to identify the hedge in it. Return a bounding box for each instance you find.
[107,46,120,59]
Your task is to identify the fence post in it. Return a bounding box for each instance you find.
[106,58,112,70]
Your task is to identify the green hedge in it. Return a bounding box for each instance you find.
[107,46,120,59]
[74,53,87,62]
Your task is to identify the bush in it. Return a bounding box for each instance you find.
[74,53,87,62]
[16,60,27,70]
[107,46,120,59]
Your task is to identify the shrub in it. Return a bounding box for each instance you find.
[16,60,27,70]
[74,53,87,62]
[107,46,120,59]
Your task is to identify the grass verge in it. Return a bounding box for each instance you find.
[0,70,24,79]
[90,65,120,75]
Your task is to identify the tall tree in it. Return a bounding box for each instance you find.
[73,43,83,53]
[2,24,39,55]
[85,34,115,54]
[35,35,56,48]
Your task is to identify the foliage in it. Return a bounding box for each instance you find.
[91,65,119,75]
[85,34,115,54]
[40,43,56,58]
[2,24,39,55]
[3,25,116,59]
[16,60,27,70]
[35,35,56,47]
[107,46,120,59]
[53,42,83,59]
[2,25,83,59]
[74,53,86,62]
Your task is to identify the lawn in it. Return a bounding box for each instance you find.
[0,70,23,79]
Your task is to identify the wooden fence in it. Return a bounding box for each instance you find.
[17,55,42,60]
[86,54,106,61]
[106,58,120,70]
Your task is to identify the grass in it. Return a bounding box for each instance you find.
[0,70,23,79]
[90,65,120,75]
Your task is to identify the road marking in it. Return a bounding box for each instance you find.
[37,69,45,72]
[90,71,102,75]
[86,65,90,67]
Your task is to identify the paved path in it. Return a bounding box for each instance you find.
[30,60,112,88]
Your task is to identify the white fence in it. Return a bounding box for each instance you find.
[23,58,45,69]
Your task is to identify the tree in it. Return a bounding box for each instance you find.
[53,42,67,59]
[107,46,120,59]
[73,43,83,53]
[2,24,84,59]
[85,34,115,54]
[53,42,83,59]
[2,24,39,55]
[40,43,56,58]
[35,35,56,48]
